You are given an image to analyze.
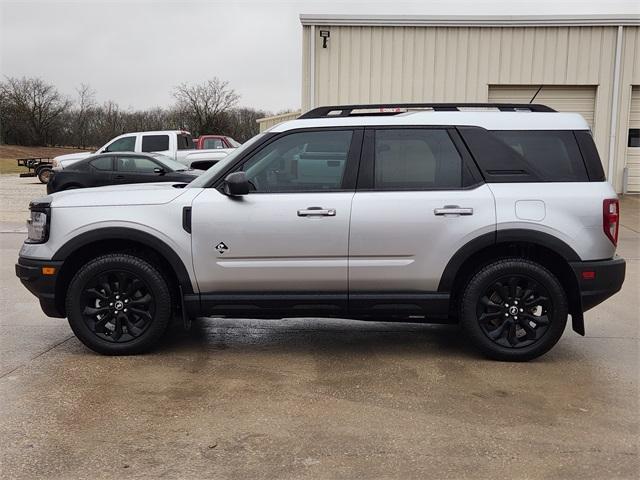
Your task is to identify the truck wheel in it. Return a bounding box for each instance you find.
[37,167,53,184]
[65,253,172,355]
[460,258,568,361]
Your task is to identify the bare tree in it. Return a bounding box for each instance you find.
[72,83,96,148]
[0,76,71,145]
[172,78,239,135]
[0,76,264,148]
[224,107,269,142]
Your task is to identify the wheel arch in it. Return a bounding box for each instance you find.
[439,229,584,335]
[52,228,194,316]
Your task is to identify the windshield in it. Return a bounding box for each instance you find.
[149,153,189,171]
[187,133,266,188]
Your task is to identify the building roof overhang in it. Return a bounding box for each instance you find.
[299,14,640,27]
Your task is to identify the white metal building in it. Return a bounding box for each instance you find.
[258,14,640,193]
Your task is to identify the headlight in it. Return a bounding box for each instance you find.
[51,158,59,167]
[26,203,50,244]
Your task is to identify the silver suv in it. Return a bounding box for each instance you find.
[15,104,626,361]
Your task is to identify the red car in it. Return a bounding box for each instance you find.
[193,135,241,149]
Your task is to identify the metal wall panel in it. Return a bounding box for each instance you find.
[257,111,301,132]
[304,26,616,106]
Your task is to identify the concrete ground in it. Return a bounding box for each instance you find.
[0,174,638,479]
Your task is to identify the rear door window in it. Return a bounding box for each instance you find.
[373,129,463,190]
[490,130,588,182]
[141,135,170,152]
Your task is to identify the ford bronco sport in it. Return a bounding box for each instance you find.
[16,104,626,361]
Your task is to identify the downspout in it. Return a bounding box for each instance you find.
[309,25,316,110]
[607,25,623,189]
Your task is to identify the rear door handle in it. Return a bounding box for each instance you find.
[297,207,336,217]
[434,206,474,216]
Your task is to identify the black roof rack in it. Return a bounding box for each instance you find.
[298,103,556,119]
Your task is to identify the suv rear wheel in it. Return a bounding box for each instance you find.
[65,253,172,355]
[460,258,568,361]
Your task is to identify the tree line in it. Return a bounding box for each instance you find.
[0,76,271,148]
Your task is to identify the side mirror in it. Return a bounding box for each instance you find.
[223,171,250,196]
[153,167,166,175]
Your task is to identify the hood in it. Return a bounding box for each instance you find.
[47,182,193,208]
[54,151,93,167]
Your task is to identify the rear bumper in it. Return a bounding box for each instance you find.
[15,257,65,318]
[570,256,626,312]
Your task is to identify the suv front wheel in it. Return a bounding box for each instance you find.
[460,258,568,361]
[65,253,172,355]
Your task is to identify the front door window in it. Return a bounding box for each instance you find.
[240,130,353,192]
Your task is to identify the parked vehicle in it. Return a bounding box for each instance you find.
[194,135,241,149]
[17,157,55,184]
[46,152,203,194]
[52,130,232,170]
[16,103,626,360]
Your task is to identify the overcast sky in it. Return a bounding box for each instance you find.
[1,0,638,113]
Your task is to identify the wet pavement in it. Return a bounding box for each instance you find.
[0,197,638,479]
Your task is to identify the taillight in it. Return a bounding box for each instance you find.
[603,199,619,246]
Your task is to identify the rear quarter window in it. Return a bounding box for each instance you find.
[458,127,591,182]
[177,134,194,150]
[491,130,588,182]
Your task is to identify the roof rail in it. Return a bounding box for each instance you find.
[298,103,556,119]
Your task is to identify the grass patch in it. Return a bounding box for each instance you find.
[0,145,90,175]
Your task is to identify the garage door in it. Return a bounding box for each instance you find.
[626,87,640,193]
[488,85,596,128]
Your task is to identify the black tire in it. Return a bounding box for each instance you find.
[65,253,172,355]
[460,258,568,361]
[37,167,53,184]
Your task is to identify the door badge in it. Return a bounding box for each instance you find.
[215,242,229,254]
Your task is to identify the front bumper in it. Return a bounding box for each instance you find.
[570,256,626,312]
[15,257,65,318]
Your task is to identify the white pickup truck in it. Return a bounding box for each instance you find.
[53,130,233,171]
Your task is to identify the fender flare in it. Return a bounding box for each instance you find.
[437,228,581,292]
[52,227,194,293]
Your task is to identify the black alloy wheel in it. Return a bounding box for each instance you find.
[81,270,155,343]
[460,258,568,361]
[476,275,551,348]
[66,253,172,355]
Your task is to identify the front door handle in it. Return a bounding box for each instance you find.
[434,205,474,216]
[114,175,125,180]
[297,207,336,217]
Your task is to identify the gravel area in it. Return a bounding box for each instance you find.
[0,174,47,228]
